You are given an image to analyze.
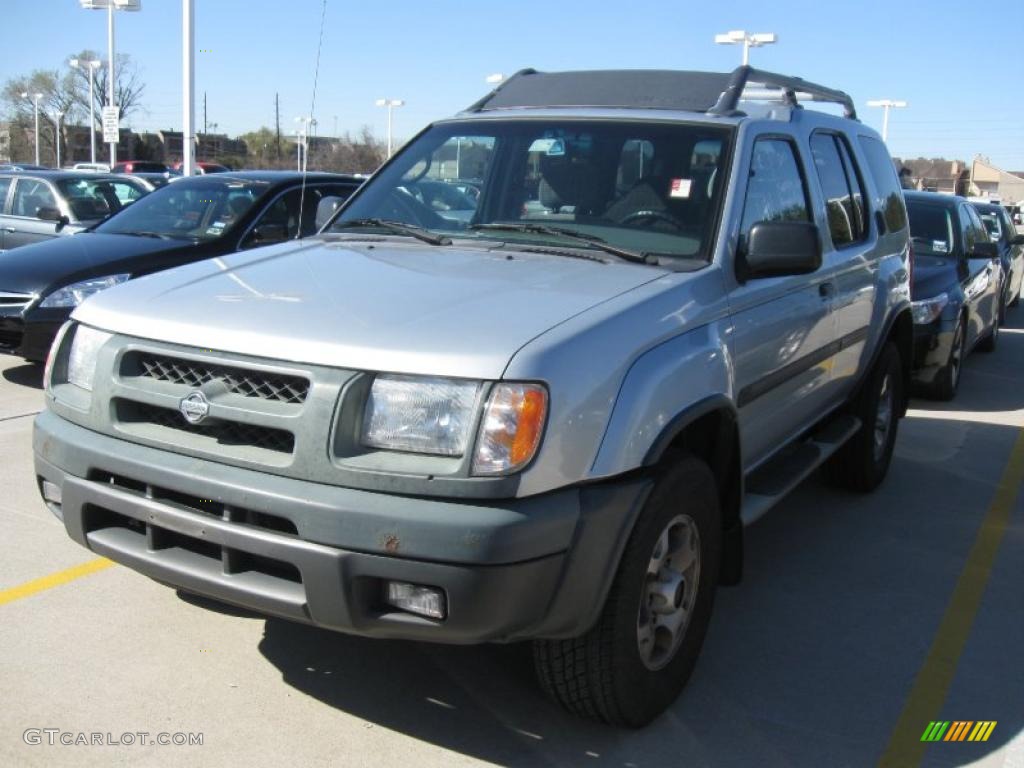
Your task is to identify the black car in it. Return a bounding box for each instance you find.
[972,201,1024,315]
[0,171,151,251]
[0,171,362,360]
[905,191,1003,399]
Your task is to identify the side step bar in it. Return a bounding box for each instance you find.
[740,414,861,526]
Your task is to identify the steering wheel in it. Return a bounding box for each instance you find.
[617,208,686,231]
[383,188,447,229]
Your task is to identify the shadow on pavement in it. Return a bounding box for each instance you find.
[256,413,1023,767]
[2,361,43,390]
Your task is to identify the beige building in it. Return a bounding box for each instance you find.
[968,157,1024,205]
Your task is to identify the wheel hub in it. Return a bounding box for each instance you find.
[637,514,701,671]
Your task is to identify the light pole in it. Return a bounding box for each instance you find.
[79,0,142,166]
[485,73,504,85]
[182,0,195,176]
[22,92,44,166]
[866,99,908,142]
[70,58,102,164]
[375,98,404,158]
[54,111,64,168]
[295,116,315,172]
[714,30,777,65]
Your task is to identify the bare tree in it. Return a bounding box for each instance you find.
[2,69,80,165]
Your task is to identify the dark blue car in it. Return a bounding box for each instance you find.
[905,191,1002,400]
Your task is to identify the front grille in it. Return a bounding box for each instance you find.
[116,400,295,455]
[133,353,310,405]
[0,291,33,309]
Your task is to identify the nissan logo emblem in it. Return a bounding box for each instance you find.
[178,391,211,425]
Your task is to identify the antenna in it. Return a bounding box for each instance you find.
[297,0,328,238]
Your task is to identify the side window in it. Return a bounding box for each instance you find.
[960,205,979,254]
[12,179,57,217]
[836,138,867,237]
[740,138,810,237]
[965,206,989,251]
[857,136,908,234]
[810,133,865,247]
[0,177,12,213]
[241,188,322,248]
[111,182,144,206]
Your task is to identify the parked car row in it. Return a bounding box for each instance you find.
[906,191,1024,400]
[0,171,363,356]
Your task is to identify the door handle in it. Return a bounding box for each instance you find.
[819,282,836,299]
[2,227,15,233]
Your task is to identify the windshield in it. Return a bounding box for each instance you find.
[331,119,732,261]
[56,177,148,221]
[906,202,955,257]
[94,179,270,241]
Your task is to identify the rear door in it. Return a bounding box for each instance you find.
[5,177,62,249]
[727,135,838,468]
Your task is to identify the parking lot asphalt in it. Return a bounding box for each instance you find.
[0,316,1021,768]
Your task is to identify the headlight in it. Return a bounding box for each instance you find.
[362,375,481,456]
[472,383,548,476]
[39,273,130,308]
[67,324,112,391]
[911,292,949,325]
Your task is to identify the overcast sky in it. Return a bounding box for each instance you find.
[3,0,1023,169]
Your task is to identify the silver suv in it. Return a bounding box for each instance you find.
[34,66,913,726]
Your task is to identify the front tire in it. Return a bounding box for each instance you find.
[826,342,902,492]
[929,317,965,401]
[533,454,721,727]
[978,307,1000,353]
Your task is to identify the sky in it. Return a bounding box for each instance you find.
[2,0,1023,169]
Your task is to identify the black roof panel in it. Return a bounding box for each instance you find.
[470,69,733,113]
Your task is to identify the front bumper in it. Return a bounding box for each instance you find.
[20,308,71,361]
[34,410,651,643]
[911,323,954,386]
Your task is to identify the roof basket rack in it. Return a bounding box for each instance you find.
[709,65,857,120]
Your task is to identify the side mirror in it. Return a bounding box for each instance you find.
[37,206,70,231]
[248,222,288,246]
[315,195,346,230]
[969,241,999,259]
[739,221,822,281]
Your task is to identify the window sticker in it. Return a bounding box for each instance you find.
[528,138,565,156]
[933,240,949,253]
[669,178,692,198]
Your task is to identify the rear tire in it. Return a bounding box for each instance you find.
[533,454,721,727]
[826,342,902,492]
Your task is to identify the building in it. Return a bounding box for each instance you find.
[894,157,969,196]
[968,157,1024,205]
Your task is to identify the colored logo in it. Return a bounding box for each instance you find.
[921,721,996,742]
[178,391,210,425]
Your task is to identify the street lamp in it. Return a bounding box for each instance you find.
[714,30,777,65]
[21,92,44,166]
[78,0,142,166]
[54,111,64,168]
[375,98,404,158]
[866,99,908,142]
[70,57,102,164]
[295,116,316,172]
[485,73,504,84]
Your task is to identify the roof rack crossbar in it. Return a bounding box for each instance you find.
[709,65,857,120]
[465,68,538,112]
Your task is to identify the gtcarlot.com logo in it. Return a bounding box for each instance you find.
[921,721,997,743]
[23,729,203,747]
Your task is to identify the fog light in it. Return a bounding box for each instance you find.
[41,479,63,520]
[385,581,447,620]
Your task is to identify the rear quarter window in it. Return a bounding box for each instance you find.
[858,135,908,234]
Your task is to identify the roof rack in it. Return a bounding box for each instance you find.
[462,65,857,120]
[709,65,857,120]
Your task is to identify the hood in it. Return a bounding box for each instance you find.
[911,253,960,301]
[0,232,193,296]
[74,236,667,379]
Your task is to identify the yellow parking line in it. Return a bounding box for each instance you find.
[0,558,113,607]
[878,429,1024,767]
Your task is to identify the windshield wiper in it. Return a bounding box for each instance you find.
[123,230,176,240]
[332,218,451,246]
[468,222,654,265]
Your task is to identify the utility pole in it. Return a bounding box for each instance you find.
[182,0,195,175]
[275,92,281,165]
